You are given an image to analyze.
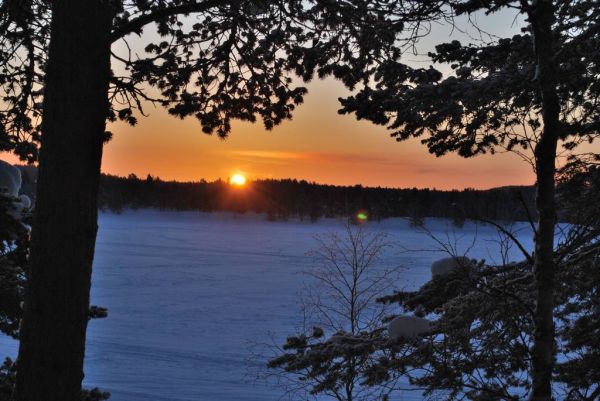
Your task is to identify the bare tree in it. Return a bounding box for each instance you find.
[265,221,402,401]
[304,223,396,335]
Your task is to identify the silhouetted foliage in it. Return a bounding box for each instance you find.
[1,0,439,161]
[339,1,600,162]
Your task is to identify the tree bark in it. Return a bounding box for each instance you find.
[15,2,114,401]
[529,1,560,400]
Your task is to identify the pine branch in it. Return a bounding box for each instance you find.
[110,0,240,43]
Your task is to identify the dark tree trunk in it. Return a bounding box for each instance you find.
[15,2,114,401]
[530,1,560,400]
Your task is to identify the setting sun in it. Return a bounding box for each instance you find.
[230,174,247,186]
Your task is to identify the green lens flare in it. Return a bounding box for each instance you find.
[357,212,368,221]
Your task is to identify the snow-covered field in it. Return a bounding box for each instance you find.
[0,211,534,401]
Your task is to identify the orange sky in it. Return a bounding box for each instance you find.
[101,76,535,190]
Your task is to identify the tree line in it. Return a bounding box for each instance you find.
[96,173,536,223]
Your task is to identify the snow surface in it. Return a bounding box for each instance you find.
[0,210,534,401]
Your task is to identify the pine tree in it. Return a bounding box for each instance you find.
[338,2,600,399]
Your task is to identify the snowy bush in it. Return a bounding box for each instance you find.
[0,162,29,338]
[0,162,31,228]
[0,161,20,198]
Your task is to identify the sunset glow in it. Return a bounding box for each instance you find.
[230,174,247,186]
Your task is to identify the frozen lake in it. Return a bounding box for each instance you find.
[1,211,534,401]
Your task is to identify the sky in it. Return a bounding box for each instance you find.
[103,76,534,189]
[100,9,538,190]
[2,7,581,190]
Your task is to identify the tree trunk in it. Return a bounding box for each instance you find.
[15,2,114,401]
[530,1,560,400]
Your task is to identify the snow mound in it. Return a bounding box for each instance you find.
[388,316,431,340]
[431,256,472,278]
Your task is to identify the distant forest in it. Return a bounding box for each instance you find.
[94,173,537,223]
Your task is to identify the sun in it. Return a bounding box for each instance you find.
[230,174,247,186]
